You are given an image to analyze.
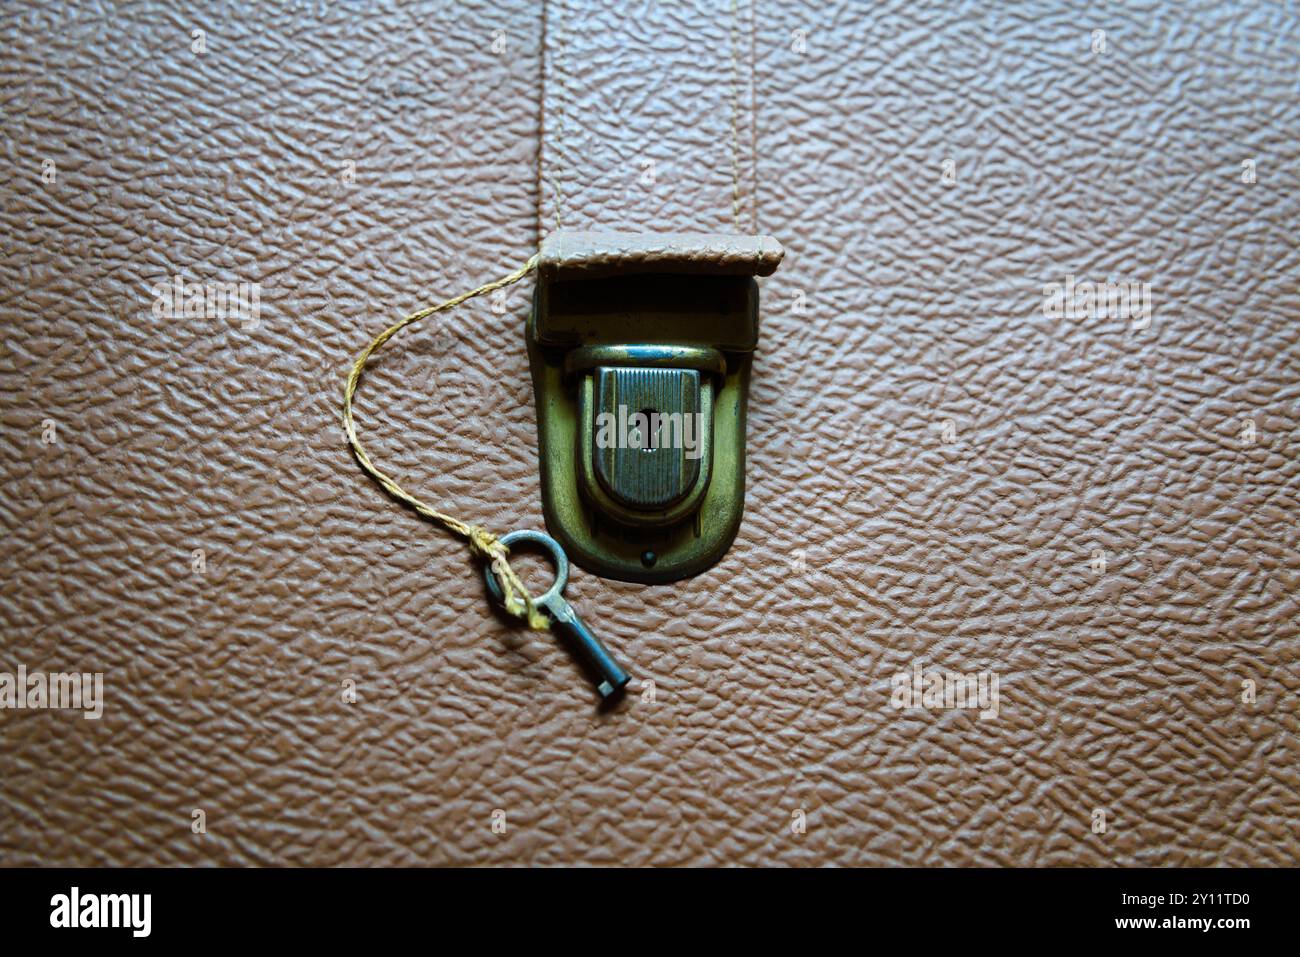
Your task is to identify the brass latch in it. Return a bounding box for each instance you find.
[527,231,784,583]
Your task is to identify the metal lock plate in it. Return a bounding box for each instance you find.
[527,231,784,583]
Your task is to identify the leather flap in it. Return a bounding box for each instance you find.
[539,230,784,280]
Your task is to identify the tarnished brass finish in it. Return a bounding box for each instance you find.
[528,231,782,584]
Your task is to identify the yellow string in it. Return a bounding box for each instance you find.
[342,254,550,631]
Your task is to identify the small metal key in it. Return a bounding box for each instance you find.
[483,530,630,700]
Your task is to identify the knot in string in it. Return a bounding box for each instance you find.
[466,524,503,561]
[467,524,552,632]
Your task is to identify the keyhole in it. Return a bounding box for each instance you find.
[639,408,659,451]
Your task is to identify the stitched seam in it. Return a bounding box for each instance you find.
[729,0,742,233]
[730,0,760,235]
[537,0,550,240]
[747,0,759,234]
[543,0,566,233]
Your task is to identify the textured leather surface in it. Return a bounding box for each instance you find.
[2,0,1297,868]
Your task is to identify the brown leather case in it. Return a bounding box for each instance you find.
[1,0,1296,867]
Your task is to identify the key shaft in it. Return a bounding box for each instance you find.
[542,596,630,700]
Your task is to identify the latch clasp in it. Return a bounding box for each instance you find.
[527,231,783,583]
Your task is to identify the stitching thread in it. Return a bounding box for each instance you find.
[730,0,743,232]
[747,0,759,233]
[549,0,567,230]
